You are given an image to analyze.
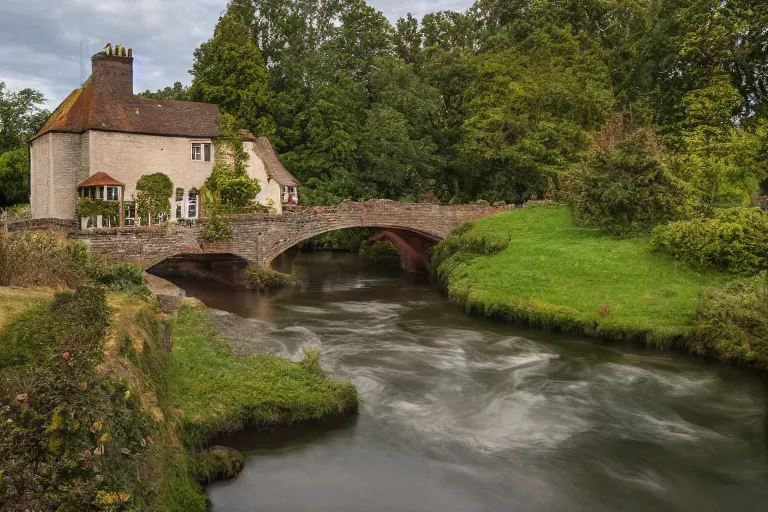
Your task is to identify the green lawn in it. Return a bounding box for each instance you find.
[437,205,729,346]
[170,304,358,446]
[0,287,52,330]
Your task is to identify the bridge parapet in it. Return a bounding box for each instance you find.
[8,200,512,269]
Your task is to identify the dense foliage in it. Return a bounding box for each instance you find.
[651,208,768,275]
[0,285,156,510]
[693,274,768,368]
[565,116,689,234]
[173,0,768,209]
[0,83,48,207]
[135,173,174,225]
[0,148,29,206]
[204,116,261,211]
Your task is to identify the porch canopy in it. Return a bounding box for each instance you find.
[77,172,126,226]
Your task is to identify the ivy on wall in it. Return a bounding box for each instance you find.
[75,198,119,223]
[135,173,173,225]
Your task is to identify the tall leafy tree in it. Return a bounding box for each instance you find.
[0,147,30,206]
[459,27,614,202]
[190,14,275,137]
[139,82,190,101]
[0,83,49,154]
[677,73,763,211]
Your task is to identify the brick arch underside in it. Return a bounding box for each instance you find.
[259,223,443,270]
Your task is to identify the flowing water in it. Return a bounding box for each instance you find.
[163,251,768,512]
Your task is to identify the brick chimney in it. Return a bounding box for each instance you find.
[91,43,134,96]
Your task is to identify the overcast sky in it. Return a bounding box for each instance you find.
[0,0,471,110]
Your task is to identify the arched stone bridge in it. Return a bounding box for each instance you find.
[9,200,512,272]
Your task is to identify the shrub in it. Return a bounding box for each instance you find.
[200,213,233,244]
[0,229,147,292]
[244,265,291,290]
[358,240,400,263]
[430,222,510,271]
[0,203,30,222]
[0,230,90,287]
[693,274,768,368]
[88,261,147,293]
[190,446,245,484]
[564,115,689,235]
[0,285,151,510]
[651,208,768,274]
[136,173,173,225]
[75,198,120,226]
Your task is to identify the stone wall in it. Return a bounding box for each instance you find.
[30,132,90,220]
[51,133,86,219]
[29,133,52,218]
[1,218,78,233]
[65,200,512,269]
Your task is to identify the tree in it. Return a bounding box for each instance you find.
[0,83,49,154]
[139,82,190,101]
[678,73,763,212]
[459,27,614,202]
[0,147,29,206]
[135,173,173,225]
[190,14,275,138]
[565,115,689,235]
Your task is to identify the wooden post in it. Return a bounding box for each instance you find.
[119,185,125,227]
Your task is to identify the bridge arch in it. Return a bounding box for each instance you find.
[261,224,443,272]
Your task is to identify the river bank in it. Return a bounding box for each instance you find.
[431,205,766,368]
[173,251,768,511]
[0,276,358,510]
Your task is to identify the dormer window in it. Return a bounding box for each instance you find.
[191,142,211,162]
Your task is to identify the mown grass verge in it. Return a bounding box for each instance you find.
[169,303,359,448]
[431,205,730,351]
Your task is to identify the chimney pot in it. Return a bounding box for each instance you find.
[91,43,134,95]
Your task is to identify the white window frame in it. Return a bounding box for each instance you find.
[191,143,202,161]
[191,142,212,162]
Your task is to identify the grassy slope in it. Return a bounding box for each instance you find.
[169,303,359,447]
[439,205,728,346]
[0,287,53,329]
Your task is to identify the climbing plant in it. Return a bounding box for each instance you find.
[135,173,173,225]
[75,198,119,225]
[204,114,260,211]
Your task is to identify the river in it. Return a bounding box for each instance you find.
[162,251,768,512]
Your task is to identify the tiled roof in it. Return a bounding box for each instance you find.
[253,137,301,187]
[31,79,219,141]
[77,172,125,188]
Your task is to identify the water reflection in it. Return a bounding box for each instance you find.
[162,251,768,512]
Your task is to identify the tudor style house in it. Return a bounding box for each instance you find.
[29,44,300,228]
